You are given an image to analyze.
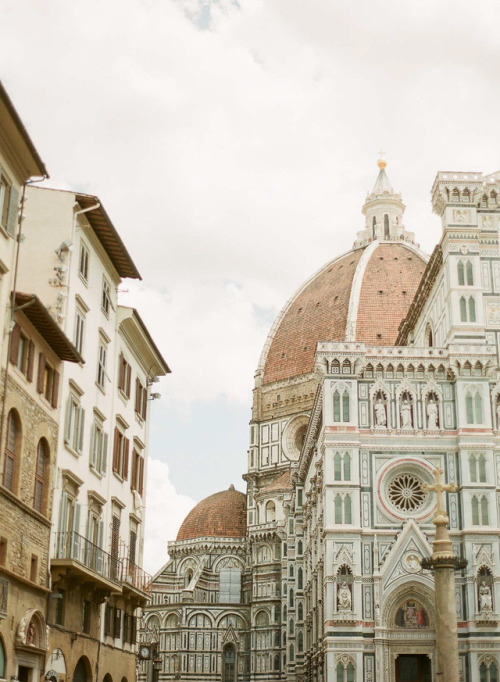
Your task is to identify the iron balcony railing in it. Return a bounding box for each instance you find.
[54,531,120,585]
[120,558,152,595]
[0,577,8,617]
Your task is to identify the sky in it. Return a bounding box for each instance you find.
[1,0,500,573]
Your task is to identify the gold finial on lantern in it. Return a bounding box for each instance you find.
[377,150,386,170]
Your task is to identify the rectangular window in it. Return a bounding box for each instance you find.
[82,600,91,634]
[101,278,111,316]
[79,242,89,281]
[90,420,108,475]
[0,537,6,565]
[97,343,107,389]
[112,427,129,479]
[10,323,35,380]
[131,449,144,495]
[37,354,59,407]
[74,309,85,356]
[135,378,148,420]
[54,589,65,626]
[118,353,132,398]
[65,394,85,454]
[30,554,38,582]
[104,604,114,637]
[0,174,18,235]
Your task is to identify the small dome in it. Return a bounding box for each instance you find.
[177,486,247,541]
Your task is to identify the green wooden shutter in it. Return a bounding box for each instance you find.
[101,432,108,475]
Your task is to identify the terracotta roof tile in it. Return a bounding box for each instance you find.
[176,485,247,541]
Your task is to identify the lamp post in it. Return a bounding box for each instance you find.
[420,466,467,682]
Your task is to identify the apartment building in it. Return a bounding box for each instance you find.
[15,187,169,682]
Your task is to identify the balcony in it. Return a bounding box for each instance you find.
[119,558,152,605]
[0,577,8,618]
[52,531,121,592]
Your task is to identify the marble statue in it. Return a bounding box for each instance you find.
[337,581,352,611]
[374,399,386,426]
[400,399,412,428]
[479,581,493,611]
[427,399,438,429]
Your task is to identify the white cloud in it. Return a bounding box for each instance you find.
[143,458,196,575]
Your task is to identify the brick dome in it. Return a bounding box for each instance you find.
[176,485,247,541]
[260,241,427,385]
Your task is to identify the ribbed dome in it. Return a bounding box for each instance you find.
[176,485,247,541]
[261,241,427,385]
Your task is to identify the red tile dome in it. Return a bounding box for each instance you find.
[260,241,427,385]
[176,485,247,541]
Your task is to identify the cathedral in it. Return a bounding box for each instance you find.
[141,162,500,682]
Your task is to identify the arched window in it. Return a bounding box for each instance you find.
[289,564,294,578]
[428,328,433,347]
[34,438,49,514]
[297,540,303,556]
[466,261,474,285]
[289,618,294,634]
[475,392,483,423]
[184,569,193,588]
[335,494,342,524]
[479,660,498,682]
[458,261,465,285]
[478,455,487,483]
[462,188,470,202]
[274,631,280,647]
[333,391,341,422]
[481,496,489,525]
[344,495,352,524]
[289,588,294,608]
[297,568,303,590]
[372,216,376,236]
[274,655,280,671]
[331,359,340,374]
[384,214,389,238]
[334,453,342,481]
[343,453,351,481]
[298,602,303,621]
[342,359,351,374]
[469,297,476,322]
[298,630,304,652]
[480,194,488,208]
[265,501,276,523]
[336,661,355,682]
[289,644,295,662]
[342,392,350,422]
[472,496,488,525]
[452,187,460,202]
[3,410,20,492]
[460,296,467,321]
[472,496,479,525]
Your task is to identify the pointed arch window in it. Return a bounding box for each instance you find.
[384,214,389,238]
[337,662,355,682]
[333,392,341,422]
[333,388,351,424]
[472,495,489,525]
[479,661,498,682]
[460,296,467,321]
[334,494,352,525]
[469,297,476,322]
[298,630,304,652]
[298,602,304,621]
[297,567,303,590]
[343,453,351,481]
[334,452,351,481]
[466,261,474,285]
[334,453,342,481]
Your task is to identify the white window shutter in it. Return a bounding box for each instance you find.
[71,502,81,559]
[58,492,69,556]
[77,408,85,454]
[90,422,96,467]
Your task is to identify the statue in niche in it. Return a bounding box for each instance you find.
[26,620,36,645]
[374,398,386,427]
[400,399,412,428]
[427,398,438,429]
[479,581,493,612]
[337,581,352,611]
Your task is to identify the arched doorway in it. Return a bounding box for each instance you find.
[102,674,113,682]
[222,644,237,682]
[73,656,92,682]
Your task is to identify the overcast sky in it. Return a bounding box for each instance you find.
[2,0,500,573]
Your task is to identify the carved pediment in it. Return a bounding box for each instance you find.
[379,520,433,592]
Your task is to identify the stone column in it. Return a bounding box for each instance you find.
[421,466,467,682]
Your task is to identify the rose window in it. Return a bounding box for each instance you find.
[388,474,425,512]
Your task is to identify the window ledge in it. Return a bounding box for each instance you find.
[78,273,89,288]
[95,381,106,395]
[64,442,81,458]
[113,471,124,484]
[89,466,103,480]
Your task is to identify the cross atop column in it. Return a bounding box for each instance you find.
[422,466,457,523]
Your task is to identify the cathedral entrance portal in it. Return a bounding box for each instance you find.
[395,655,431,682]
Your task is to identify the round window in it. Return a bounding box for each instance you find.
[387,473,426,512]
